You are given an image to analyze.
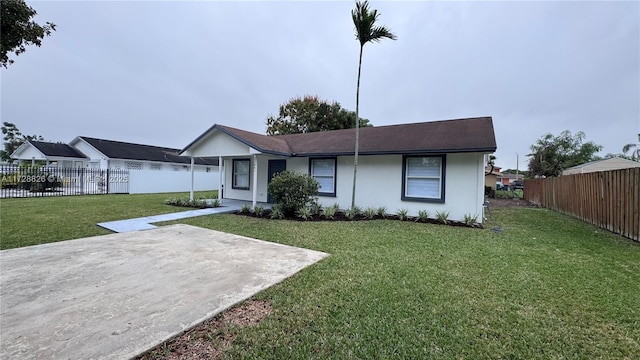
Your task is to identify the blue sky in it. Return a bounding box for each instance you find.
[2,0,638,170]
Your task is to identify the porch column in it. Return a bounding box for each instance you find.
[218,156,223,203]
[189,157,195,201]
[252,154,258,208]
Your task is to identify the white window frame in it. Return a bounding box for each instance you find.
[232,158,250,190]
[402,155,446,203]
[310,158,336,197]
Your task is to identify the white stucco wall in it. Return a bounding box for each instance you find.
[71,140,110,169]
[221,153,486,222]
[183,130,253,157]
[128,169,219,194]
[12,145,45,160]
[285,153,484,222]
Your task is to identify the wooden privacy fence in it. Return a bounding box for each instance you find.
[524,168,640,242]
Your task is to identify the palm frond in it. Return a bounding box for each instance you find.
[352,1,396,46]
[622,143,636,154]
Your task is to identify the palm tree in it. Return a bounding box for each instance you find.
[350,0,396,208]
[622,133,640,161]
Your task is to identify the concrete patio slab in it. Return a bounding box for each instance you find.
[0,224,328,360]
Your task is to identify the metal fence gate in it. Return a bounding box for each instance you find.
[0,166,129,198]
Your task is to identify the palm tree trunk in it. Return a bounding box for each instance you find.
[351,45,363,209]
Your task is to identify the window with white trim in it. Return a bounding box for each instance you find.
[402,155,445,202]
[232,159,250,190]
[310,158,336,196]
[125,161,143,170]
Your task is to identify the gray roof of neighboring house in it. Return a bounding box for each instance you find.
[184,116,497,156]
[78,137,218,166]
[30,141,87,158]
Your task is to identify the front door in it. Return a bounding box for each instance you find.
[267,159,286,203]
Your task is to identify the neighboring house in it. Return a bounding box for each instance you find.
[9,137,220,194]
[180,117,497,223]
[68,136,218,171]
[562,157,640,175]
[497,173,524,186]
[10,141,88,168]
[485,165,503,190]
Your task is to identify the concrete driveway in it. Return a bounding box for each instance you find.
[0,224,328,360]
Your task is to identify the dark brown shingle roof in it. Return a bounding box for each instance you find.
[79,137,218,165]
[190,117,496,156]
[30,141,87,158]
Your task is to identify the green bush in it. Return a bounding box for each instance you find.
[267,170,319,217]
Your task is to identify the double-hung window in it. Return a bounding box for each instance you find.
[402,155,445,202]
[310,158,336,196]
[232,159,250,190]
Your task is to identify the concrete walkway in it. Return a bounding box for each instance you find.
[0,224,328,360]
[98,200,270,232]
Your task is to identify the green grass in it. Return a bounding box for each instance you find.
[158,209,640,359]
[0,191,215,249]
[1,194,639,358]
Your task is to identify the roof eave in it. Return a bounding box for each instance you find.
[296,147,497,158]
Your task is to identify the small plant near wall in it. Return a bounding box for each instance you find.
[417,210,430,222]
[240,204,252,214]
[164,198,220,209]
[463,213,479,226]
[296,206,313,221]
[344,206,359,220]
[253,205,265,217]
[397,208,408,221]
[363,207,377,220]
[322,204,339,220]
[376,206,388,218]
[270,205,284,219]
[211,199,221,207]
[309,199,323,216]
[435,210,450,224]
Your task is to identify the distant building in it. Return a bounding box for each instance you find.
[562,157,640,175]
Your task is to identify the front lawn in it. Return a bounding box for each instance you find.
[0,191,215,250]
[151,207,639,359]
[1,194,638,358]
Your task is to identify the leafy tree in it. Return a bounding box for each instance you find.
[1,0,56,68]
[266,95,370,135]
[527,130,602,177]
[350,0,396,208]
[267,170,319,217]
[1,122,44,161]
[622,133,640,161]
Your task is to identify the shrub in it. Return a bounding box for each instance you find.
[435,210,450,224]
[267,171,319,217]
[417,210,430,222]
[164,198,212,209]
[376,206,388,218]
[211,199,221,207]
[397,209,408,221]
